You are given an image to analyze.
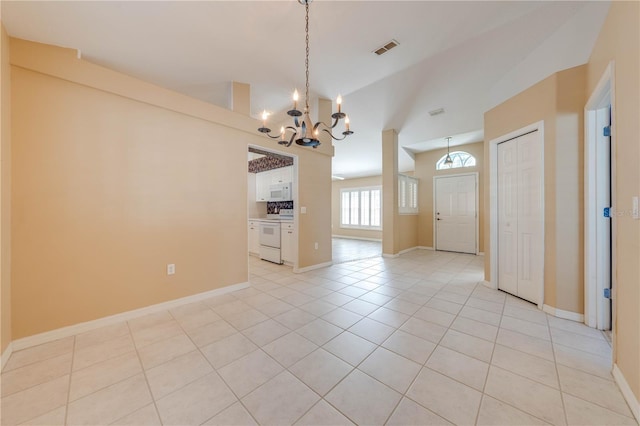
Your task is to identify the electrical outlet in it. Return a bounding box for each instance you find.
[167,264,176,275]
[314,242,318,250]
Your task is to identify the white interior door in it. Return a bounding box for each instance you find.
[498,132,543,304]
[498,141,519,296]
[435,174,477,254]
[595,105,611,330]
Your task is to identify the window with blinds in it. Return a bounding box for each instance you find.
[398,174,418,214]
[340,187,382,229]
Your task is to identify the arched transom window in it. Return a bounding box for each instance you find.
[436,151,476,170]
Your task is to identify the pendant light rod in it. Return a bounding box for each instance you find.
[444,137,454,167]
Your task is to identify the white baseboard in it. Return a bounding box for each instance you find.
[398,246,418,255]
[11,281,250,352]
[481,280,495,289]
[1,341,13,370]
[542,304,585,322]
[382,246,420,258]
[612,364,640,422]
[294,261,332,273]
[331,235,382,242]
[417,246,435,250]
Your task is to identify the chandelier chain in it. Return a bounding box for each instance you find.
[305,2,310,112]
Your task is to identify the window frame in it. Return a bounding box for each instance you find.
[340,186,382,230]
[436,151,477,170]
[398,174,419,215]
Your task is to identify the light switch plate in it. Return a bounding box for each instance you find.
[301,206,307,214]
[632,196,639,219]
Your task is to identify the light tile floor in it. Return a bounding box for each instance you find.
[332,237,381,264]
[2,250,637,425]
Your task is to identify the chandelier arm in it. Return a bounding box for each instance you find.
[313,119,341,133]
[322,128,349,141]
[264,132,283,140]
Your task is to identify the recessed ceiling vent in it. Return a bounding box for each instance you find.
[373,39,399,56]
[429,108,445,117]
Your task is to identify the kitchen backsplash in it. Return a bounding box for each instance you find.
[248,149,294,174]
[267,200,293,214]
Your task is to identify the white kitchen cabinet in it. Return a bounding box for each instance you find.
[255,172,270,202]
[281,221,296,264]
[255,166,293,202]
[271,166,293,185]
[248,220,260,255]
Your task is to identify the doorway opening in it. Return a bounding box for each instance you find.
[585,62,615,332]
[247,145,298,272]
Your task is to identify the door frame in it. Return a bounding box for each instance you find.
[488,121,545,310]
[433,172,479,255]
[247,144,299,271]
[584,61,616,331]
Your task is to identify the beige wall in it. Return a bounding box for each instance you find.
[9,38,332,339]
[1,24,11,355]
[247,173,267,219]
[587,1,639,404]
[397,214,418,253]
[414,142,484,251]
[331,175,382,240]
[485,65,587,314]
[381,129,419,255]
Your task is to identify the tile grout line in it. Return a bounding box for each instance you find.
[166,306,261,426]
[63,335,76,426]
[473,280,506,426]
[547,308,571,426]
[124,320,164,426]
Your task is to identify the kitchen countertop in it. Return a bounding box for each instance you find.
[249,217,293,223]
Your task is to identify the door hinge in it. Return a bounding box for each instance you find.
[603,126,611,137]
[604,288,611,299]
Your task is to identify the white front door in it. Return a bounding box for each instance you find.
[435,174,477,254]
[497,131,543,304]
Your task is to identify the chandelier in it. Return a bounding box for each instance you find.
[257,0,353,148]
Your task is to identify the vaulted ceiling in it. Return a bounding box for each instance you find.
[1,1,610,178]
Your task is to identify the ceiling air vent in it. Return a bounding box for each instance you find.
[429,108,445,117]
[373,39,399,56]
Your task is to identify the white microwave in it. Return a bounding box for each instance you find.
[269,182,292,201]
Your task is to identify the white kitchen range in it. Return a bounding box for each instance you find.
[249,209,295,265]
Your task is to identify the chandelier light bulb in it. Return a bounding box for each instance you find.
[337,95,342,113]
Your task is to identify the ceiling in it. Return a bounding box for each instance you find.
[1,1,610,179]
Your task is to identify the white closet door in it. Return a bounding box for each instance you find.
[435,174,477,254]
[516,133,543,303]
[498,132,543,304]
[498,141,519,296]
